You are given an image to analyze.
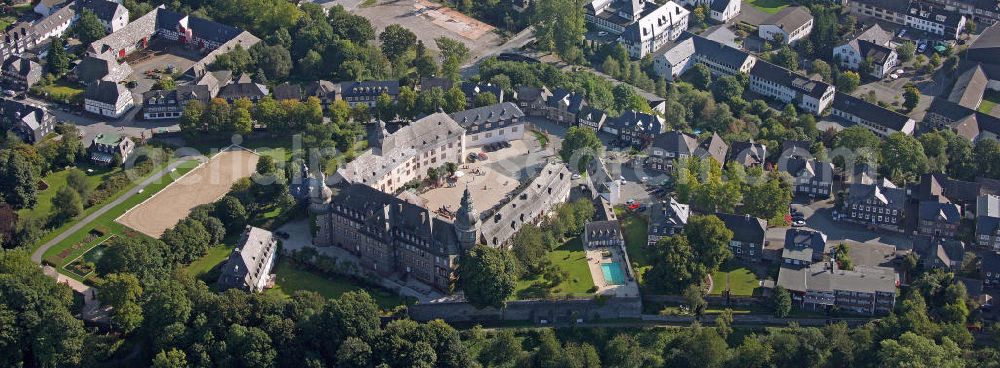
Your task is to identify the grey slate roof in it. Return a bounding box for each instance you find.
[714,212,767,244]
[918,200,961,223]
[948,64,989,109]
[75,54,133,83]
[695,132,728,164]
[762,6,812,31]
[728,140,767,166]
[783,228,828,264]
[751,60,834,99]
[217,226,277,291]
[2,56,41,81]
[340,80,400,98]
[585,220,623,243]
[651,130,698,156]
[83,80,129,105]
[448,102,524,129]
[978,194,1000,235]
[832,92,914,133]
[780,157,834,182]
[338,113,464,186]
[272,83,302,101]
[850,0,911,14]
[648,196,689,238]
[777,263,897,295]
[547,88,586,113]
[218,74,268,100]
[662,31,755,70]
[913,235,965,268]
[78,0,127,24]
[848,180,907,210]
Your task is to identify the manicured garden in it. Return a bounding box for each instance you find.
[266,259,407,309]
[709,262,760,296]
[746,0,791,14]
[19,164,118,227]
[513,237,596,299]
[618,210,652,283]
[183,245,235,280]
[31,80,86,104]
[980,90,1000,114]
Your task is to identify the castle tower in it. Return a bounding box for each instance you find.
[308,170,333,215]
[453,187,480,250]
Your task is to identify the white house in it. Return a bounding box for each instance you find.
[620,1,690,58]
[449,102,526,147]
[833,24,898,79]
[83,80,134,118]
[34,0,66,17]
[653,32,756,81]
[709,0,741,23]
[749,61,836,114]
[758,6,814,44]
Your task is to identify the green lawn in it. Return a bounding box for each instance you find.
[513,237,596,299]
[618,210,652,283]
[33,81,86,104]
[266,259,407,309]
[183,245,234,279]
[709,263,760,296]
[19,165,118,226]
[746,0,791,14]
[980,90,1000,114]
[41,160,202,280]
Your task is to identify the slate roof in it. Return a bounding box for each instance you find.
[783,228,828,264]
[651,130,697,156]
[648,196,689,238]
[585,220,623,243]
[728,140,767,167]
[217,226,277,291]
[750,60,833,99]
[982,250,1000,275]
[695,132,728,164]
[479,161,572,247]
[710,0,736,13]
[777,263,897,295]
[978,194,1000,236]
[578,106,608,123]
[2,56,41,79]
[218,74,268,100]
[850,0,911,14]
[714,212,767,244]
[948,64,989,109]
[781,140,811,158]
[620,1,688,43]
[918,200,962,223]
[330,183,462,256]
[272,83,301,101]
[338,113,464,186]
[832,92,915,134]
[448,102,524,129]
[0,98,50,132]
[516,86,551,102]
[612,110,665,135]
[547,88,586,113]
[340,80,400,98]
[913,235,965,268]
[916,173,981,204]
[762,6,812,31]
[421,77,453,91]
[78,0,127,24]
[75,54,133,83]
[924,98,1000,140]
[303,80,337,99]
[657,31,754,69]
[969,22,1000,63]
[461,82,503,101]
[83,80,129,105]
[780,157,834,182]
[848,180,907,209]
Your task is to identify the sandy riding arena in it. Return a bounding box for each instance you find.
[117,149,260,237]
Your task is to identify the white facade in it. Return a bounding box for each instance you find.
[833,43,898,79]
[759,19,813,44]
[710,0,741,23]
[622,1,690,58]
[466,124,525,147]
[85,93,134,118]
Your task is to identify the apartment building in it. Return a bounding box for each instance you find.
[777,262,898,315]
[831,92,916,137]
[833,24,898,79]
[847,0,966,39]
[758,6,814,44]
[652,32,757,81]
[449,102,525,147]
[715,212,767,263]
[749,60,836,114]
[845,179,908,231]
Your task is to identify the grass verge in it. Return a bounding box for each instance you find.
[266,259,407,309]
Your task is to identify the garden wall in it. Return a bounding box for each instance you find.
[408,296,642,323]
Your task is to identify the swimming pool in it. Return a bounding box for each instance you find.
[601,262,626,285]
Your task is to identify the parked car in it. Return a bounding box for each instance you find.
[571,173,581,180]
[792,220,806,227]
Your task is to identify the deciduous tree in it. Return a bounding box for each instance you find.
[457,245,518,308]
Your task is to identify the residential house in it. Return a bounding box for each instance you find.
[776,262,897,315]
[272,82,301,101]
[917,200,962,238]
[716,212,767,263]
[977,194,1000,250]
[833,24,898,79]
[968,22,1000,64]
[584,220,625,248]
[845,179,908,231]
[577,106,608,131]
[339,80,400,108]
[947,64,989,110]
[141,83,212,120]
[78,0,130,33]
[218,74,268,103]
[983,251,1000,289]
[515,86,552,116]
[619,1,690,58]
[449,102,525,147]
[544,89,586,123]
[35,0,67,17]
[782,228,828,267]
[303,80,338,109]
[653,31,756,81]
[609,110,666,148]
[758,7,814,44]
[646,130,697,172]
[831,92,916,137]
[779,157,835,198]
[749,60,836,114]
[585,0,655,35]
[913,235,966,270]
[847,0,966,39]
[0,98,55,144]
[420,77,454,92]
[88,132,133,166]
[695,132,729,165]
[1,56,42,89]
[647,197,690,246]
[83,80,134,118]
[915,172,982,209]
[922,97,1000,141]
[217,226,278,292]
[923,0,1000,26]
[74,53,133,84]
[709,0,741,23]
[727,140,767,168]
[461,82,504,106]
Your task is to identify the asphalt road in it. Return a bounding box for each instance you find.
[31,155,202,264]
